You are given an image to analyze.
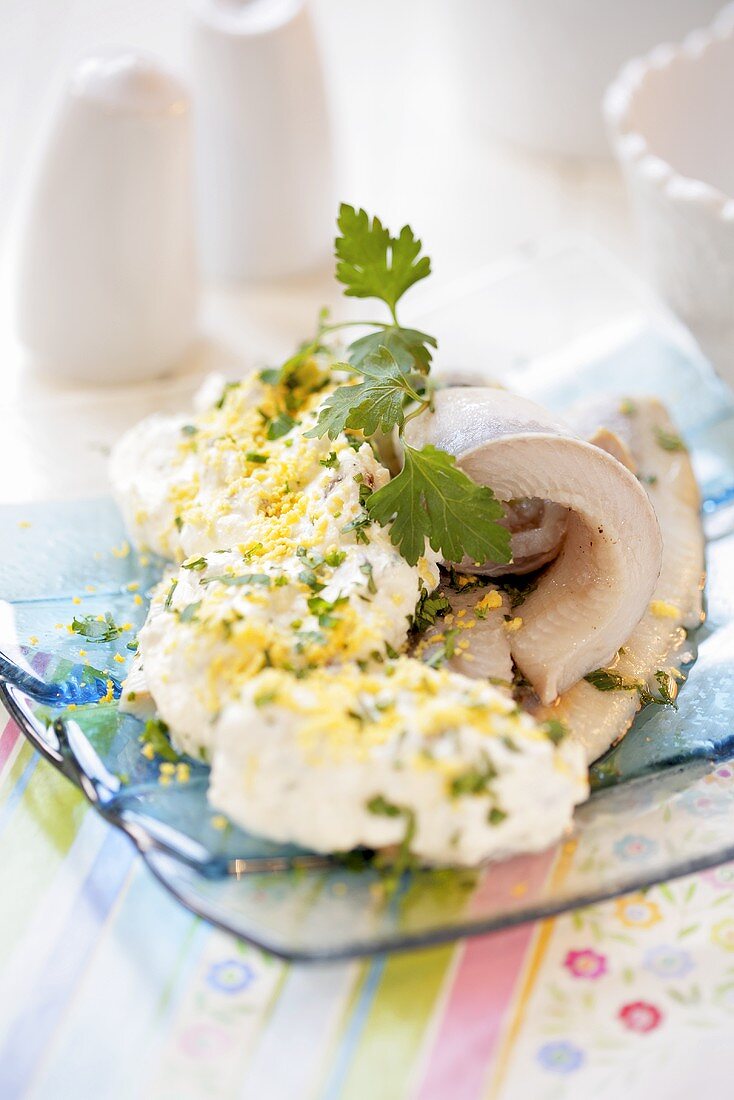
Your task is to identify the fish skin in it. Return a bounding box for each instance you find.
[406,388,663,703]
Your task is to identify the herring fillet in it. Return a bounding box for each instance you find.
[411,584,513,683]
[405,388,663,703]
[538,396,705,763]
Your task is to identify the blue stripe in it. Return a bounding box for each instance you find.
[0,826,135,1099]
[0,751,39,834]
[319,956,387,1100]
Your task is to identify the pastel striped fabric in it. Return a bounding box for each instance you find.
[3,704,734,1100]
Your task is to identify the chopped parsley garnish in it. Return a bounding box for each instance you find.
[307,594,348,628]
[411,588,451,632]
[179,602,201,624]
[70,611,123,643]
[360,561,377,594]
[298,569,325,593]
[181,423,198,436]
[425,627,460,668]
[544,718,568,745]
[342,512,371,544]
[245,451,268,464]
[320,451,339,469]
[366,794,417,882]
[215,381,240,409]
[182,557,207,571]
[654,426,686,452]
[267,412,297,441]
[164,578,178,609]
[214,573,272,588]
[258,368,281,386]
[139,717,178,762]
[294,629,327,652]
[654,669,679,710]
[499,576,539,610]
[585,667,678,708]
[324,549,347,568]
[449,753,497,797]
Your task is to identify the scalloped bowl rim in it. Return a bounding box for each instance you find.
[604,2,734,221]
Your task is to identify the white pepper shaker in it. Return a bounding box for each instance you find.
[16,50,198,385]
[190,0,333,281]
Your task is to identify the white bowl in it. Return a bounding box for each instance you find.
[445,0,722,158]
[605,3,734,385]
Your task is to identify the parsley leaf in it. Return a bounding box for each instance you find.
[367,443,511,567]
[348,326,436,375]
[307,347,421,440]
[335,205,431,316]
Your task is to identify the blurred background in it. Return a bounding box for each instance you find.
[2,0,733,404]
[1,0,709,277]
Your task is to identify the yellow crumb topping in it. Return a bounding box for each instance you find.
[475,590,502,613]
[650,600,680,620]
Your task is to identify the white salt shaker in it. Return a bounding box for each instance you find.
[16,50,198,385]
[190,0,333,281]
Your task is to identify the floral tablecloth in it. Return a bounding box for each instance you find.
[2,713,733,1100]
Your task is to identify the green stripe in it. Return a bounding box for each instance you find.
[0,757,87,970]
[0,739,34,809]
[339,943,454,1100]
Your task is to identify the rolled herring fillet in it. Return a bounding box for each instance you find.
[404,388,663,703]
[539,396,705,762]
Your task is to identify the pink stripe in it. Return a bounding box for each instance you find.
[0,718,20,772]
[414,851,553,1100]
[0,652,52,774]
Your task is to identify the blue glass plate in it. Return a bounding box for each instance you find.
[2,329,734,961]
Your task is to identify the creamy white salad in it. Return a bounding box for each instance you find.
[110,205,705,869]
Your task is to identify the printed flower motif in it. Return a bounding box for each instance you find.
[643,945,693,980]
[613,834,658,862]
[564,948,608,980]
[680,788,730,817]
[712,763,734,781]
[711,919,734,952]
[618,1001,663,1034]
[536,1040,585,1074]
[179,1022,234,1058]
[703,863,734,890]
[206,959,256,994]
[614,894,662,929]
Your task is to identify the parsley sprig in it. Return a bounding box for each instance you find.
[305,205,510,568]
